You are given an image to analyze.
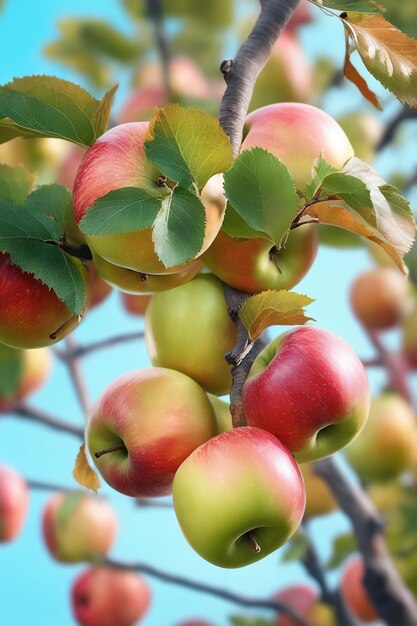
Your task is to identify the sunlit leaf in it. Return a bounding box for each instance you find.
[73,443,101,493]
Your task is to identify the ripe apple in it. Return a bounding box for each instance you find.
[93,252,202,295]
[73,122,226,274]
[0,346,52,411]
[203,223,318,293]
[300,463,336,519]
[87,368,217,497]
[42,491,117,563]
[402,308,417,368]
[0,253,89,349]
[345,392,417,482]
[0,136,72,171]
[121,293,152,316]
[87,261,113,310]
[242,326,370,463]
[340,557,379,623]
[56,144,86,190]
[242,102,354,192]
[173,426,305,568]
[118,88,165,124]
[134,56,210,101]
[350,267,411,330]
[275,585,336,626]
[71,566,151,626]
[207,394,233,434]
[145,274,237,395]
[0,465,29,542]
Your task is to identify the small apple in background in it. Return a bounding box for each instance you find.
[0,346,52,411]
[73,122,226,275]
[56,144,86,190]
[337,112,383,164]
[0,253,89,349]
[275,585,336,626]
[242,326,370,463]
[203,223,318,294]
[87,261,113,310]
[207,394,233,434]
[0,465,29,543]
[173,426,305,568]
[345,392,417,482]
[0,136,71,172]
[350,267,411,331]
[118,88,165,124]
[72,566,151,626]
[145,274,237,395]
[402,307,417,368]
[300,463,336,519]
[42,491,117,563]
[133,56,211,102]
[121,293,152,316]
[87,368,217,497]
[340,557,379,623]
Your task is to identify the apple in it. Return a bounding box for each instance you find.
[145,274,237,395]
[203,223,318,294]
[56,144,86,191]
[134,56,210,101]
[0,136,72,171]
[173,426,305,568]
[0,253,89,349]
[402,307,417,368]
[337,112,383,164]
[242,103,354,192]
[42,491,117,563]
[286,0,313,30]
[275,585,336,626]
[86,368,217,497]
[242,326,370,463]
[87,261,113,310]
[0,346,52,411]
[300,463,336,519]
[350,267,411,330]
[345,392,417,482]
[121,293,152,316]
[73,122,226,274]
[93,252,202,295]
[0,465,29,542]
[340,557,379,623]
[72,566,151,626]
[207,394,233,434]
[118,88,165,124]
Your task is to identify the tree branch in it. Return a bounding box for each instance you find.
[366,330,412,403]
[146,0,172,101]
[56,337,91,416]
[377,106,417,152]
[104,557,311,626]
[9,404,84,439]
[54,331,145,360]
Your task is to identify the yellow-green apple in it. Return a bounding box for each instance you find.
[350,267,411,330]
[337,112,383,163]
[0,465,29,542]
[93,252,202,295]
[275,585,336,626]
[71,566,151,626]
[86,368,217,497]
[145,274,237,395]
[173,426,305,568]
[402,307,417,368]
[0,346,52,411]
[203,224,318,294]
[0,136,72,171]
[121,293,152,316]
[242,102,354,192]
[368,481,406,516]
[134,56,210,101]
[0,253,89,349]
[242,326,370,463]
[73,122,226,274]
[207,394,233,433]
[118,88,165,124]
[340,557,379,623]
[345,392,417,482]
[300,463,336,519]
[42,491,117,563]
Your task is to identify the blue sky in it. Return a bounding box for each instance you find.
[0,1,416,625]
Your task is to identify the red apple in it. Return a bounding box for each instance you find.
[0,465,29,542]
[242,327,370,462]
[0,346,52,411]
[340,557,379,623]
[118,88,165,124]
[173,427,305,568]
[42,491,117,563]
[86,368,217,497]
[0,253,89,349]
[275,585,336,626]
[87,261,113,310]
[72,566,151,626]
[121,293,152,316]
[134,56,210,101]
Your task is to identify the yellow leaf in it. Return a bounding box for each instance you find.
[238,290,315,341]
[73,443,101,493]
[342,12,417,108]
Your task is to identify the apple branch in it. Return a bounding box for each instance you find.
[104,557,312,626]
[54,331,145,359]
[8,404,84,439]
[145,0,172,102]
[377,106,417,152]
[55,336,91,415]
[219,0,301,154]
[314,456,417,626]
[366,330,412,404]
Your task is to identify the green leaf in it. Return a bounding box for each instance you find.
[0,76,117,146]
[0,344,24,400]
[311,0,384,13]
[326,533,357,570]
[152,185,206,268]
[0,164,35,203]
[281,532,309,563]
[25,184,72,239]
[79,187,165,235]
[224,148,299,247]
[305,155,339,201]
[145,104,233,190]
[320,172,373,212]
[222,203,267,240]
[230,617,274,626]
[0,200,86,314]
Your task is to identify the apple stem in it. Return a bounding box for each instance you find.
[249,530,261,553]
[94,443,126,459]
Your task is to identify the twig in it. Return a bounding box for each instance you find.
[54,331,145,359]
[146,0,172,101]
[135,498,173,509]
[377,106,417,152]
[9,404,84,439]
[60,337,91,415]
[104,557,311,626]
[367,330,412,403]
[27,479,81,493]
[361,357,383,368]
